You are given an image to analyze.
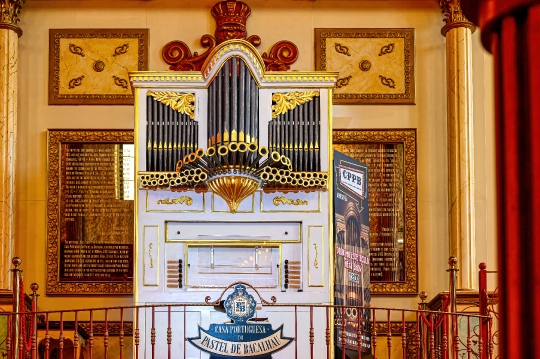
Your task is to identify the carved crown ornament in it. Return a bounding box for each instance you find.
[162,0,299,72]
[438,0,476,36]
[0,0,25,36]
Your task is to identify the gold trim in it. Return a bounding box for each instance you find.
[271,91,320,119]
[46,130,134,295]
[164,221,302,243]
[134,89,140,304]
[328,88,335,355]
[142,225,159,287]
[261,191,321,213]
[184,243,282,289]
[313,244,319,269]
[308,226,324,288]
[145,191,205,213]
[333,129,418,294]
[147,91,196,119]
[0,0,24,35]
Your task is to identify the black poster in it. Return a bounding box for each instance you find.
[333,150,371,353]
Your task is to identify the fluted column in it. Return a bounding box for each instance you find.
[439,0,477,290]
[0,0,24,291]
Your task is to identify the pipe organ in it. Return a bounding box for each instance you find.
[130,40,337,358]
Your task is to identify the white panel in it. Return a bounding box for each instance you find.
[166,221,300,242]
[308,226,324,287]
[212,192,254,213]
[146,190,205,212]
[261,191,320,212]
[143,225,159,286]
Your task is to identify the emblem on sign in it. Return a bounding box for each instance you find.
[338,165,366,199]
[188,283,293,358]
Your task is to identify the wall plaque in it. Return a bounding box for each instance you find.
[49,29,149,105]
[333,129,418,294]
[47,130,135,295]
[315,28,415,105]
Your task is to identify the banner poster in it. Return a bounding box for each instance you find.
[333,151,371,353]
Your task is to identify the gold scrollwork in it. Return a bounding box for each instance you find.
[112,75,129,89]
[271,91,320,119]
[335,75,352,89]
[113,43,130,57]
[149,243,154,268]
[0,0,25,28]
[334,43,351,56]
[273,196,308,206]
[68,75,84,89]
[157,196,193,206]
[379,43,395,56]
[147,91,196,120]
[379,75,396,89]
[69,43,85,57]
[313,243,319,269]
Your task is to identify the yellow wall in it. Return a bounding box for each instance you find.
[14,0,496,313]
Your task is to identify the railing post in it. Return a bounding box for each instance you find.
[447,257,459,359]
[418,291,428,359]
[30,283,39,359]
[10,257,22,359]
[478,263,488,359]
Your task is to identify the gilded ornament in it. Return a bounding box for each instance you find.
[379,75,395,89]
[273,196,308,206]
[271,91,320,119]
[359,60,371,72]
[113,43,130,57]
[313,243,319,269]
[113,75,129,89]
[157,196,193,206]
[207,175,260,214]
[148,243,154,268]
[438,0,476,35]
[68,75,84,89]
[379,43,395,56]
[334,43,351,57]
[93,60,105,72]
[0,0,25,30]
[147,91,196,120]
[69,43,85,57]
[335,76,352,89]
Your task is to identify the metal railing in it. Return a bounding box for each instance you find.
[0,258,498,359]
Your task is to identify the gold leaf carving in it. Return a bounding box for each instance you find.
[0,0,24,27]
[112,75,129,89]
[334,43,351,56]
[68,75,84,89]
[273,196,308,206]
[148,91,196,120]
[157,196,193,206]
[271,91,320,119]
[439,0,469,25]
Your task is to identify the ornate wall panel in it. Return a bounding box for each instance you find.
[316,28,415,105]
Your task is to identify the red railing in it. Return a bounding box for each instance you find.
[0,258,498,359]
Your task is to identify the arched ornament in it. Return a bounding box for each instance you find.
[201,39,266,88]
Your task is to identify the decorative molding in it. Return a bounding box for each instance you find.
[315,28,415,105]
[333,129,418,294]
[439,0,476,35]
[272,196,308,206]
[157,196,193,206]
[49,29,148,105]
[271,91,320,119]
[147,91,196,119]
[0,0,24,36]
[162,0,298,72]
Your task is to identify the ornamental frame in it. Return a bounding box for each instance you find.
[46,130,134,295]
[48,28,149,105]
[315,28,415,105]
[333,129,418,294]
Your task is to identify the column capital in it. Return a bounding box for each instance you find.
[439,0,476,36]
[0,0,25,37]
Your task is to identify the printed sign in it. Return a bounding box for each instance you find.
[188,284,293,358]
[333,151,371,353]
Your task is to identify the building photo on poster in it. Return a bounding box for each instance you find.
[333,150,371,354]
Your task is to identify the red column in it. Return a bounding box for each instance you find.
[462,1,540,358]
